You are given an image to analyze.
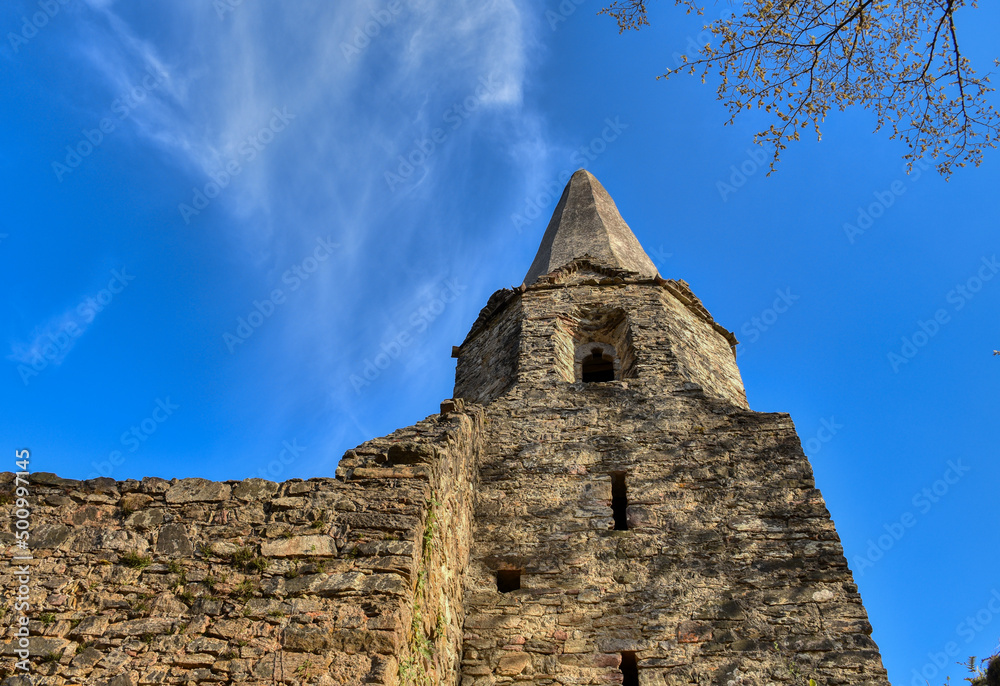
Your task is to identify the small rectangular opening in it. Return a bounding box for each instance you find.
[496,569,521,593]
[582,348,615,382]
[611,471,628,531]
[620,651,638,686]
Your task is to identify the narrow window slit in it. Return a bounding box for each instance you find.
[582,348,614,382]
[620,651,638,686]
[496,569,521,593]
[611,471,628,531]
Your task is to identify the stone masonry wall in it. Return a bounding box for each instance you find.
[457,274,888,686]
[509,270,748,409]
[0,403,483,686]
[0,264,889,686]
[455,291,523,406]
[455,265,748,411]
[461,381,887,686]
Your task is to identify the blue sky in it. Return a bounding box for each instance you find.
[1,1,998,683]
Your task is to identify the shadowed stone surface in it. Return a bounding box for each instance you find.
[522,169,659,286]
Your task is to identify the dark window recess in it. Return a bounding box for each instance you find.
[620,651,639,686]
[496,569,521,593]
[582,348,614,382]
[611,471,628,531]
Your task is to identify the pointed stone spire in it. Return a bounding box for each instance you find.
[522,169,659,285]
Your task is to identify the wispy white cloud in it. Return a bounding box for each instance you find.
[66,0,535,231]
[8,307,88,368]
[58,0,551,462]
[7,267,136,382]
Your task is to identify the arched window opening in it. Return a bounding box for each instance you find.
[620,652,639,686]
[566,310,635,383]
[582,348,614,382]
[611,471,628,531]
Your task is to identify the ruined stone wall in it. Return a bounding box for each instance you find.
[458,277,888,686]
[0,266,888,686]
[470,272,747,410]
[652,286,747,409]
[455,267,748,412]
[462,384,887,685]
[455,292,523,406]
[0,404,483,686]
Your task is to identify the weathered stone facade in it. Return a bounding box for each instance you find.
[1,170,889,685]
[457,275,885,685]
[0,407,483,685]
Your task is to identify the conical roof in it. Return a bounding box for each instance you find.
[522,170,659,285]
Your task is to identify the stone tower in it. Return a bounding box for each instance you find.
[452,170,889,685]
[0,170,889,686]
